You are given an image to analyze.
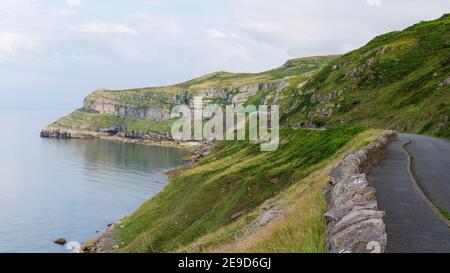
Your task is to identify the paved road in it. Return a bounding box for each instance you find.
[370,136,450,253]
[402,134,450,212]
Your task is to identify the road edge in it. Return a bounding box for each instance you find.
[401,140,450,227]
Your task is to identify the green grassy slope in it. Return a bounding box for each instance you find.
[113,126,365,252]
[86,56,335,104]
[175,56,339,89]
[47,56,336,135]
[51,15,449,253]
[283,14,450,138]
[47,110,175,135]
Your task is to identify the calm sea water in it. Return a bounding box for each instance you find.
[0,110,186,253]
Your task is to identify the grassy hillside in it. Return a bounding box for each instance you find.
[86,56,336,104]
[113,126,371,252]
[48,15,450,253]
[283,14,450,138]
[46,56,336,135]
[48,110,175,135]
[174,55,339,90]
[47,15,449,138]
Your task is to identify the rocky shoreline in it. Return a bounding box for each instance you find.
[40,126,198,151]
[80,222,118,253]
[41,125,214,253]
[76,142,213,253]
[43,124,398,253]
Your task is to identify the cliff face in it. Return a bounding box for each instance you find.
[83,97,173,121]
[40,127,105,139]
[40,82,286,142]
[40,126,173,142]
[82,83,280,122]
[42,15,450,142]
[40,56,335,142]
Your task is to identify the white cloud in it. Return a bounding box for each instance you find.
[215,43,252,63]
[67,0,81,7]
[205,29,242,40]
[230,33,241,39]
[129,12,184,36]
[0,32,37,62]
[233,0,437,57]
[238,18,319,50]
[73,22,139,35]
[206,28,227,39]
[110,39,143,61]
[366,0,381,6]
[55,9,76,16]
[366,0,382,6]
[1,0,450,109]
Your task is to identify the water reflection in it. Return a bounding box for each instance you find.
[0,111,186,253]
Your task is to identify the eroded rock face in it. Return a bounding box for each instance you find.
[346,58,377,82]
[324,131,397,253]
[82,83,279,122]
[443,77,450,86]
[40,127,173,142]
[40,127,105,139]
[230,83,278,106]
[83,97,172,121]
[291,90,343,128]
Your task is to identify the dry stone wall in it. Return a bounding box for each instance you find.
[323,131,397,253]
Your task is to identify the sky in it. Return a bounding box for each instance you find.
[0,0,449,110]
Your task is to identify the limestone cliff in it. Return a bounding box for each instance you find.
[41,56,334,142]
[82,82,279,122]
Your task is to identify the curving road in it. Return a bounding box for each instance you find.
[402,134,450,213]
[370,134,450,253]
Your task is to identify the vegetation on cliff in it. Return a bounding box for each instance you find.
[113,126,370,252]
[83,55,335,110]
[45,56,335,137]
[42,14,450,253]
[283,14,450,138]
[45,15,450,139]
[48,110,175,135]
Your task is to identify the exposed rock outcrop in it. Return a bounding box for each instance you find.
[290,90,343,128]
[40,127,106,139]
[324,131,397,253]
[41,81,281,144]
[54,238,67,245]
[442,77,450,86]
[82,83,279,123]
[84,97,172,121]
[346,58,377,81]
[40,127,174,143]
[81,225,117,253]
[231,83,278,105]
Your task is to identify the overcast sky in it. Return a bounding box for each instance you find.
[1,0,449,110]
